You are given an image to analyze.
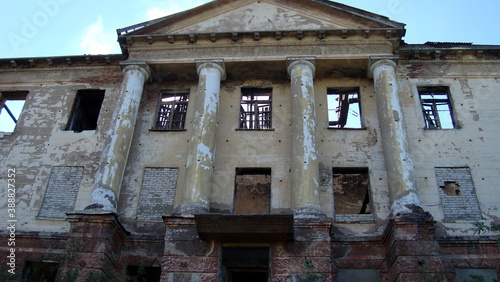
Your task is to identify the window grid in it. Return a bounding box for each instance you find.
[239,88,272,130]
[153,92,189,130]
[418,87,455,129]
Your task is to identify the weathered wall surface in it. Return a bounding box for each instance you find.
[0,65,123,233]
[399,60,500,235]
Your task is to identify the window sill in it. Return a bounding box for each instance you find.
[149,128,187,132]
[235,128,275,131]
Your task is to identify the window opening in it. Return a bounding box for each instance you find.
[234,168,271,214]
[0,91,28,132]
[126,265,161,282]
[66,89,105,132]
[239,88,272,130]
[22,261,58,282]
[327,88,362,128]
[418,86,455,129]
[221,247,269,282]
[153,91,189,130]
[333,168,370,215]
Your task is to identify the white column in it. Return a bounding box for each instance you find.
[370,58,421,215]
[287,59,322,216]
[87,63,150,213]
[177,61,225,214]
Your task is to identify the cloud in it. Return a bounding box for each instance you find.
[146,1,209,20]
[80,16,119,55]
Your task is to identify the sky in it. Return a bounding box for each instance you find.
[1,0,499,59]
[1,0,499,131]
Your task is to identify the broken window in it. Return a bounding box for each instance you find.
[153,91,189,130]
[333,168,371,215]
[126,265,161,282]
[221,247,270,282]
[66,89,105,132]
[239,88,272,130]
[0,91,28,132]
[234,168,271,214]
[327,88,362,128]
[418,86,456,129]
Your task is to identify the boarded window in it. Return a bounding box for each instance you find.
[66,89,105,132]
[137,168,178,221]
[333,168,371,215]
[0,91,28,132]
[38,166,83,218]
[221,247,269,282]
[153,91,189,130]
[239,88,272,130]
[327,88,362,128]
[435,167,482,221]
[234,168,271,214]
[418,86,455,129]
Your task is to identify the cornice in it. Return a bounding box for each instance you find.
[0,54,124,70]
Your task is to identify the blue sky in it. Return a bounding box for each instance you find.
[1,0,499,59]
[1,0,499,132]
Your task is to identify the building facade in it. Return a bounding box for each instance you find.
[1,0,499,281]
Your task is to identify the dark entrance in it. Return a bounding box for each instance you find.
[222,247,269,282]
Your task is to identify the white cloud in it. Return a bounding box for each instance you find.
[80,16,119,55]
[145,1,210,20]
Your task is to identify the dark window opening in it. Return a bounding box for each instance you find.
[66,89,105,132]
[333,168,371,215]
[239,88,272,130]
[0,91,28,132]
[126,265,161,282]
[418,86,455,129]
[22,261,58,282]
[327,88,362,128]
[222,247,269,282]
[234,168,271,214]
[153,91,189,130]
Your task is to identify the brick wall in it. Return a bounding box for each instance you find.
[137,167,178,221]
[435,167,482,221]
[38,166,83,218]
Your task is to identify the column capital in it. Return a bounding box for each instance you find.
[119,61,151,81]
[196,59,226,80]
[368,56,398,78]
[286,57,316,77]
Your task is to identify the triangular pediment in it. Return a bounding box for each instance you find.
[119,0,404,36]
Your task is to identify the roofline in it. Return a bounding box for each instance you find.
[117,0,406,37]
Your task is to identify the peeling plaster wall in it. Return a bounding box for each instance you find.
[399,61,500,235]
[0,66,123,233]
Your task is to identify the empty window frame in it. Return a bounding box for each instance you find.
[153,91,189,130]
[66,89,105,132]
[239,88,272,130]
[234,168,271,214]
[418,86,456,129]
[0,91,28,132]
[333,168,371,215]
[327,88,362,128]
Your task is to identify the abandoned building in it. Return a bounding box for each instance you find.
[1,0,500,281]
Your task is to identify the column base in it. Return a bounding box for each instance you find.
[174,203,210,215]
[292,206,326,218]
